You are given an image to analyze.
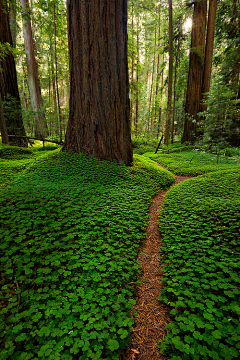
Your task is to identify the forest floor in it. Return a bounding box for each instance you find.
[121,169,191,360]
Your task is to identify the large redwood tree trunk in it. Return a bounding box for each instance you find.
[182,0,207,143]
[63,0,133,165]
[0,0,27,147]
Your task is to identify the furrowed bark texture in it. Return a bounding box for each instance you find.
[63,0,133,165]
[182,0,207,144]
[0,0,27,146]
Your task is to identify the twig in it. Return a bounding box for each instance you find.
[15,277,21,310]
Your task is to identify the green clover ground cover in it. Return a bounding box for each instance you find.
[0,145,60,188]
[144,150,240,176]
[158,169,240,360]
[132,145,155,155]
[0,151,174,360]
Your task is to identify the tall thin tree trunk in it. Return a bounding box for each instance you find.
[182,0,207,143]
[148,27,157,131]
[48,55,51,103]
[54,2,63,143]
[154,4,161,124]
[20,0,48,138]
[201,0,217,112]
[171,63,177,144]
[50,41,57,136]
[164,0,173,146]
[130,2,134,128]
[135,16,139,133]
[171,37,180,144]
[157,53,164,138]
[9,0,17,49]
[47,53,52,137]
[157,107,162,138]
[22,61,28,108]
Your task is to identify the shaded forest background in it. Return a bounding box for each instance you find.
[0,0,239,148]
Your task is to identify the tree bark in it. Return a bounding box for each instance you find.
[20,0,48,138]
[0,0,27,147]
[171,37,180,144]
[130,2,134,128]
[182,0,207,144]
[50,41,57,112]
[63,0,133,165]
[135,14,139,133]
[22,60,28,108]
[9,0,17,49]
[154,3,161,124]
[157,53,164,139]
[164,0,173,146]
[0,93,9,144]
[200,0,217,112]
[148,27,156,131]
[53,2,63,143]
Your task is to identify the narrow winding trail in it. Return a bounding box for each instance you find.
[121,172,191,360]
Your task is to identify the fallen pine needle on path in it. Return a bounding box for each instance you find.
[121,168,191,360]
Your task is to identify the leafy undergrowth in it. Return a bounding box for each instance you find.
[133,145,154,155]
[158,169,240,359]
[145,151,240,176]
[157,143,195,153]
[0,146,34,160]
[0,144,60,160]
[0,145,60,188]
[131,135,159,148]
[0,151,174,360]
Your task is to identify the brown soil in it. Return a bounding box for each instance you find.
[120,170,191,360]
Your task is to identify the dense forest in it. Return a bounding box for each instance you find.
[0,1,240,360]
[0,0,239,150]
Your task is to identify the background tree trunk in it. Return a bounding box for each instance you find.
[164,0,173,146]
[9,0,17,49]
[63,0,133,165]
[154,3,161,124]
[148,27,156,130]
[130,2,134,128]
[182,0,207,143]
[0,0,27,147]
[20,0,48,138]
[0,94,9,144]
[171,37,180,144]
[135,15,139,133]
[53,2,63,143]
[200,0,217,113]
